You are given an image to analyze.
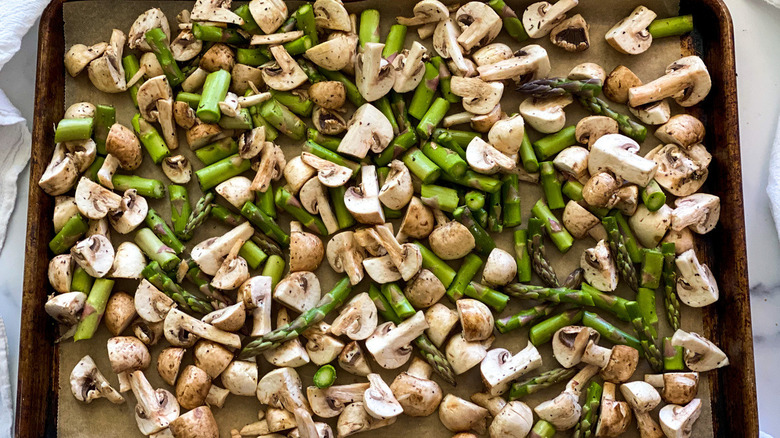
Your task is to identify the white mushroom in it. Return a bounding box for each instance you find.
[134,279,174,323]
[472,43,514,66]
[309,82,347,110]
[594,382,632,437]
[450,77,504,115]
[522,0,579,39]
[106,123,143,170]
[659,399,702,438]
[45,292,87,325]
[191,221,254,275]
[327,231,366,285]
[671,193,720,234]
[488,114,525,156]
[339,341,373,376]
[263,308,311,368]
[307,383,368,418]
[48,254,74,293]
[64,42,107,77]
[193,340,234,380]
[675,249,719,308]
[628,56,712,107]
[299,178,339,235]
[620,381,664,438]
[655,114,706,148]
[482,248,517,287]
[554,146,590,183]
[404,269,446,308]
[392,42,427,93]
[273,271,320,313]
[108,189,148,234]
[129,371,180,435]
[330,292,378,340]
[302,322,345,366]
[389,358,443,417]
[249,0,289,33]
[215,176,254,209]
[378,160,413,210]
[647,143,711,197]
[262,45,308,91]
[534,365,599,430]
[455,2,502,52]
[396,0,449,26]
[365,311,429,369]
[605,6,657,55]
[519,95,573,134]
[211,241,250,290]
[628,204,672,248]
[250,142,286,192]
[87,29,127,93]
[313,0,351,31]
[644,372,699,405]
[477,45,551,83]
[70,355,124,404]
[356,42,395,102]
[162,155,192,184]
[424,303,460,347]
[466,136,515,174]
[445,333,494,375]
[563,200,600,239]
[438,394,489,433]
[53,196,79,232]
[345,165,386,224]
[75,177,122,220]
[363,373,403,420]
[71,234,115,278]
[338,104,394,159]
[629,100,671,126]
[581,240,618,292]
[589,134,658,186]
[336,402,397,437]
[164,308,242,349]
[301,152,352,188]
[96,154,120,189]
[480,343,543,396]
[109,241,146,279]
[457,299,494,342]
[550,14,590,52]
[222,360,259,396]
[39,144,80,196]
[671,330,729,372]
[305,35,356,71]
[201,302,246,332]
[433,19,474,76]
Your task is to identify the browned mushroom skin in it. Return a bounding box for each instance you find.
[604,65,643,104]
[169,405,220,438]
[199,43,236,72]
[175,365,212,410]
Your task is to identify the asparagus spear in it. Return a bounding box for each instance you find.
[582,311,641,351]
[420,184,459,212]
[578,96,647,142]
[641,179,667,212]
[252,233,284,259]
[495,303,556,334]
[241,201,290,247]
[239,277,352,358]
[112,175,165,199]
[376,97,400,136]
[329,185,355,230]
[413,241,457,287]
[532,200,573,253]
[270,90,314,117]
[142,261,214,314]
[195,154,251,191]
[562,268,585,290]
[502,174,521,227]
[439,170,502,193]
[184,264,233,306]
[233,4,262,34]
[513,229,532,282]
[134,228,181,272]
[176,91,201,109]
[49,213,88,254]
[132,114,170,164]
[260,99,307,140]
[453,206,496,255]
[626,301,664,372]
[528,217,559,287]
[294,4,318,43]
[275,187,328,235]
[181,192,215,241]
[70,266,94,294]
[240,240,268,270]
[374,131,417,167]
[402,148,441,184]
[168,185,191,239]
[663,337,685,371]
[382,25,407,60]
[93,105,114,155]
[433,129,470,160]
[381,283,416,319]
[196,69,232,122]
[145,209,185,254]
[409,62,439,120]
[257,186,277,219]
[519,131,540,173]
[359,9,381,46]
[421,141,467,178]
[648,15,694,38]
[534,126,577,161]
[73,278,114,341]
[487,190,503,233]
[529,309,584,345]
[662,242,681,331]
[307,128,341,152]
[465,283,509,312]
[192,23,247,43]
[504,283,632,322]
[417,98,450,140]
[122,54,142,106]
[603,216,638,291]
[145,28,185,87]
[573,381,603,438]
[614,211,642,263]
[517,78,603,99]
[390,91,412,134]
[640,248,664,289]
[488,0,530,42]
[447,253,483,301]
[529,420,557,438]
[539,162,564,210]
[262,255,286,289]
[508,367,577,400]
[430,57,459,103]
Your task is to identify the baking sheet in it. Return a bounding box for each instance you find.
[58,0,714,436]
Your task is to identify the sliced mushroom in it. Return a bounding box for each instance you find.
[671,330,729,372]
[305,34,356,71]
[656,114,706,148]
[70,355,124,404]
[450,77,504,115]
[671,193,720,234]
[202,302,246,332]
[307,383,368,418]
[550,14,590,52]
[644,372,699,405]
[466,136,515,174]
[311,107,348,136]
[263,45,308,91]
[299,178,339,235]
[170,29,202,62]
[594,382,632,437]
[438,394,489,433]
[630,100,671,125]
[396,0,448,26]
[445,333,494,375]
[327,231,366,285]
[74,177,122,220]
[378,160,413,210]
[106,123,143,170]
[628,204,673,248]
[480,343,543,396]
[95,154,120,190]
[128,8,170,51]
[192,221,255,275]
[251,142,286,192]
[534,365,599,430]
[87,29,126,93]
[366,311,429,369]
[87,217,110,240]
[108,189,148,234]
[391,42,427,93]
[71,234,114,278]
[53,196,79,233]
[215,176,254,210]
[629,56,712,107]
[211,244,250,291]
[313,0,351,31]
[433,18,473,76]
[39,144,79,196]
[130,371,180,435]
[330,292,378,341]
[621,381,664,438]
[164,308,242,349]
[344,165,385,224]
[65,42,107,77]
[522,0,578,38]
[395,197,434,243]
[338,104,393,159]
[134,279,174,323]
[454,2,501,52]
[137,76,173,123]
[581,239,618,292]
[606,6,657,55]
[614,184,639,216]
[336,402,397,437]
[675,249,719,307]
[220,360,259,396]
[362,373,404,420]
[659,399,702,438]
[553,146,590,184]
[263,308,311,368]
[589,134,658,186]
[302,322,345,366]
[356,42,395,102]
[301,152,352,188]
[477,45,551,83]
[339,341,373,376]
[472,43,514,66]
[519,95,573,134]
[249,0,289,33]
[48,254,74,293]
[284,156,316,195]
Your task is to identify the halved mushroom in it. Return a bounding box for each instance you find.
[39,145,79,196]
[263,308,311,368]
[363,255,403,284]
[65,42,107,77]
[482,248,517,287]
[356,42,395,102]
[134,279,174,323]
[425,304,459,347]
[284,156,316,195]
[75,177,122,220]
[251,142,285,192]
[62,138,97,173]
[192,221,254,275]
[363,373,404,421]
[656,114,706,148]
[256,367,318,438]
[472,43,513,66]
[487,114,524,156]
[70,355,124,404]
[614,185,639,216]
[621,381,664,438]
[589,134,658,186]
[215,176,254,210]
[451,77,504,115]
[311,107,348,136]
[659,399,702,438]
[551,14,590,52]
[138,52,164,80]
[391,42,427,94]
[221,360,259,396]
[108,189,148,234]
[71,234,114,278]
[298,178,338,236]
[330,292,378,341]
[128,8,170,51]
[162,155,192,184]
[88,29,126,93]
[554,146,590,184]
[339,341,373,376]
[267,407,298,432]
[630,100,671,125]
[519,95,573,133]
[305,34,356,71]
[603,65,643,104]
[170,29,202,62]
[594,382,632,437]
[629,56,712,107]
[302,322,345,366]
[53,197,79,232]
[480,343,543,396]
[522,0,578,39]
[164,308,242,349]
[647,143,711,197]
[314,0,351,31]
[378,160,413,210]
[274,271,321,313]
[337,402,397,437]
[169,406,219,437]
[645,372,699,405]
[457,299,494,342]
[366,311,429,369]
[106,123,143,170]
[671,193,720,234]
[345,165,385,224]
[445,332,494,375]
[64,102,96,119]
[671,329,729,372]
[327,231,366,285]
[404,269,446,309]
[433,19,474,77]
[396,0,448,25]
[477,45,551,83]
[45,291,87,325]
[389,358,443,416]
[534,365,599,430]
[105,293,137,336]
[137,76,173,123]
[662,227,695,255]
[107,336,151,375]
[581,240,618,292]
[308,383,369,418]
[606,6,657,55]
[193,340,234,380]
[301,152,352,188]
[338,104,394,159]
[675,249,719,307]
[454,2,501,52]
[248,0,288,33]
[438,395,489,433]
[262,45,307,91]
[466,136,515,174]
[368,224,422,281]
[202,302,246,332]
[130,371,180,435]
[628,204,673,248]
[395,197,434,243]
[211,242,250,290]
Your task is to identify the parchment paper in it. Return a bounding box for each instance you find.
[57,0,714,436]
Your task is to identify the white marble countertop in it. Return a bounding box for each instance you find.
[2,0,780,435]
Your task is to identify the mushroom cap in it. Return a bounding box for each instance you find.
[312,106,348,136]
[522,0,578,39]
[445,333,494,375]
[107,336,151,374]
[562,200,600,239]
[392,42,428,93]
[628,204,673,249]
[71,234,115,278]
[568,62,607,82]
[330,292,378,341]
[589,134,658,186]
[175,365,212,411]
[64,102,96,119]
[305,35,356,71]
[53,196,79,232]
[489,401,534,438]
[137,76,173,123]
[599,345,640,383]
[128,8,170,51]
[551,325,600,368]
[157,347,186,386]
[199,43,236,73]
[162,155,192,184]
[397,0,449,26]
[605,6,657,55]
[662,227,695,255]
[480,344,543,396]
[75,177,123,221]
[647,143,711,197]
[211,254,250,290]
[299,178,339,235]
[466,136,515,174]
[336,401,397,437]
[193,340,234,379]
[186,123,223,150]
[303,322,345,366]
[301,152,352,188]
[550,14,590,52]
[108,189,148,234]
[428,222,475,260]
[48,254,74,293]
[404,269,446,308]
[580,239,618,292]
[313,0,351,31]
[363,255,402,284]
[438,394,489,433]
[675,249,719,307]
[220,360,258,396]
[671,193,720,234]
[201,302,246,332]
[604,65,643,104]
[519,95,573,134]
[595,395,633,436]
[659,399,702,438]
[554,146,590,183]
[397,197,434,241]
[284,156,316,195]
[424,303,459,348]
[534,391,581,430]
[620,381,662,413]
[215,177,254,211]
[671,329,729,372]
[364,373,404,420]
[339,341,373,376]
[64,43,107,77]
[338,105,394,159]
[389,371,442,417]
[45,291,87,325]
[169,406,219,438]
[654,372,699,405]
[582,172,620,209]
[450,77,504,115]
[482,248,518,287]
[613,184,639,216]
[488,114,525,156]
[106,123,143,170]
[262,45,308,91]
[655,114,706,148]
[104,292,137,336]
[134,279,174,323]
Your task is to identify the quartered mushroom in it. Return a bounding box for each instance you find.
[305,34,356,71]
[457,299,494,342]
[603,65,643,104]
[466,136,516,175]
[65,42,107,77]
[392,42,427,93]
[53,196,79,232]
[194,340,235,380]
[450,77,504,115]
[675,249,719,307]
[487,114,525,156]
[70,355,124,404]
[139,52,164,79]
[129,371,180,435]
[62,139,97,173]
[45,292,87,325]
[275,271,321,313]
[472,43,514,66]
[389,358,443,416]
[132,319,163,346]
[620,381,664,438]
[671,193,720,234]
[159,155,192,185]
[137,76,173,124]
[88,29,127,93]
[309,82,347,110]
[299,178,339,235]
[550,14,590,52]
[396,197,435,242]
[248,0,288,33]
[107,336,151,376]
[192,0,245,25]
[338,104,394,159]
[404,269,446,308]
[671,329,729,372]
[301,152,352,187]
[473,394,534,438]
[605,6,657,55]
[628,204,673,248]
[202,302,246,332]
[302,322,345,365]
[164,308,242,350]
[438,395,489,434]
[366,311,429,369]
[251,142,286,192]
[251,30,305,46]
[289,223,325,272]
[64,102,96,119]
[482,248,517,287]
[454,2,502,52]
[595,382,632,437]
[211,239,250,290]
[330,292,378,341]
[327,231,366,285]
[104,293,137,336]
[169,406,219,438]
[396,0,448,26]
[71,234,115,278]
[646,143,711,196]
[589,134,658,186]
[477,45,551,83]
[336,402,397,437]
[266,407,298,432]
[553,146,590,183]
[106,123,143,170]
[433,19,474,77]
[363,373,404,420]
[157,347,186,386]
[134,279,174,323]
[519,95,573,134]
[562,200,601,239]
[221,360,259,396]
[312,107,348,136]
[38,144,79,196]
[445,332,494,375]
[580,240,618,291]
[644,372,699,405]
[263,308,311,368]
[655,114,706,148]
[522,0,578,39]
[215,176,254,210]
[75,177,122,220]
[367,224,422,281]
[629,100,671,126]
[345,165,385,224]
[424,304,459,347]
[663,228,695,255]
[284,156,316,194]
[262,45,308,91]
[170,29,202,62]
[108,189,148,234]
[628,56,712,107]
[339,341,373,376]
[48,254,74,293]
[378,160,413,210]
[480,343,543,396]
[200,43,235,72]
[313,0,351,31]
[659,399,702,438]
[534,364,599,430]
[192,221,254,275]
[308,382,368,419]
[356,42,395,102]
